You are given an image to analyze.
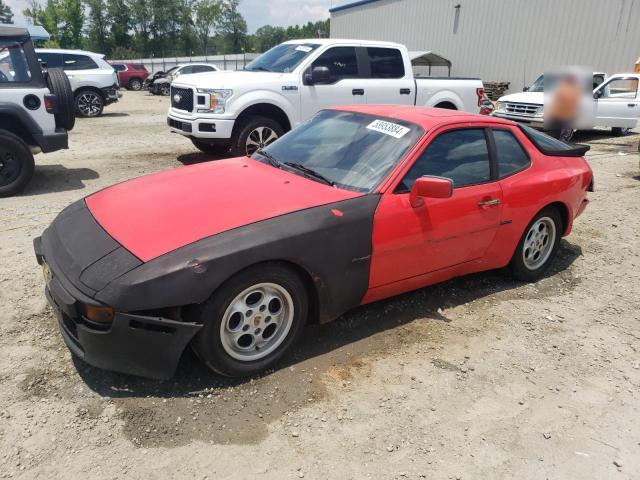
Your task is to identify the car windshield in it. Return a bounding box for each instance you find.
[528,75,545,92]
[244,43,319,73]
[253,110,424,192]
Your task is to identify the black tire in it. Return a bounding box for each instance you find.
[75,89,104,117]
[191,139,229,156]
[509,206,563,282]
[612,127,631,136]
[159,83,170,96]
[0,130,35,197]
[46,68,75,131]
[128,78,143,91]
[191,264,309,377]
[230,116,285,157]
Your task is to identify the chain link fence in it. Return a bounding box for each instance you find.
[119,53,262,73]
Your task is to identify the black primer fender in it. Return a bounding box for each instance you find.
[96,195,381,322]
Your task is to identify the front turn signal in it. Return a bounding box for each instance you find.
[83,304,115,323]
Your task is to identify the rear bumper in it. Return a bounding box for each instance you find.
[102,84,121,105]
[33,128,68,153]
[34,236,201,380]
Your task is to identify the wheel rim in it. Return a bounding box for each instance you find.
[130,79,141,90]
[0,147,21,187]
[77,92,102,116]
[161,85,170,95]
[522,216,556,270]
[245,126,279,155]
[219,282,294,362]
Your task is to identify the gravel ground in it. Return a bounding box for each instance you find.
[1,91,639,479]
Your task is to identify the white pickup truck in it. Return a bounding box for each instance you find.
[167,39,487,156]
[493,72,640,136]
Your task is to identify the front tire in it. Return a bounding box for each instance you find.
[191,264,308,377]
[509,207,563,282]
[230,116,284,157]
[0,130,35,197]
[75,90,104,117]
[160,83,170,96]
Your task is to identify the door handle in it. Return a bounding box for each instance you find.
[400,88,411,95]
[628,103,636,107]
[352,88,365,96]
[478,198,500,207]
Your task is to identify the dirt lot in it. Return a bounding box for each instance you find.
[1,91,639,479]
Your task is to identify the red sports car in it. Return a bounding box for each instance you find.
[34,105,593,379]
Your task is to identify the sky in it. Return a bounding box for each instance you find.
[4,0,352,33]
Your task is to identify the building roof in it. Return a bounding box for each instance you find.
[329,0,385,13]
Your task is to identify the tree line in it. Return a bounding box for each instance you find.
[1,0,329,59]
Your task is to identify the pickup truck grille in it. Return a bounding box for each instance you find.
[171,86,193,112]
[504,102,541,116]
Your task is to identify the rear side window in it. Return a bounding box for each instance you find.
[367,47,404,78]
[112,63,126,71]
[492,129,530,178]
[132,63,146,71]
[520,125,575,151]
[0,42,32,82]
[63,54,98,70]
[193,65,215,73]
[37,52,63,68]
[399,128,490,191]
[312,47,359,82]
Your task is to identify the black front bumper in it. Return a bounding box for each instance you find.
[34,236,201,380]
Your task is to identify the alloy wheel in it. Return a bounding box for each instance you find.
[77,92,102,117]
[245,126,279,155]
[522,216,556,270]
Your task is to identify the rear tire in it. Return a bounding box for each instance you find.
[0,130,35,198]
[230,116,284,157]
[191,139,229,156]
[612,127,631,136]
[509,207,563,282]
[75,90,104,117]
[128,78,143,91]
[46,68,75,131]
[191,264,308,377]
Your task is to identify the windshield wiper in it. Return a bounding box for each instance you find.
[283,162,335,187]
[245,66,271,72]
[255,149,281,168]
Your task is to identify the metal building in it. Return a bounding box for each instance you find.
[330,0,640,92]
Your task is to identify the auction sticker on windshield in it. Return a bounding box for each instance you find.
[366,119,410,139]
[295,45,313,53]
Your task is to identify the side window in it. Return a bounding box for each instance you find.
[0,43,32,82]
[112,63,126,72]
[312,47,358,83]
[132,64,146,71]
[367,47,404,78]
[62,54,98,70]
[194,65,214,73]
[600,78,638,99]
[37,52,63,68]
[178,65,194,75]
[398,129,490,191]
[493,129,530,178]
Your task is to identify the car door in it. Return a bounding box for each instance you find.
[369,127,503,288]
[593,76,640,128]
[300,46,365,121]
[358,46,414,106]
[62,53,100,90]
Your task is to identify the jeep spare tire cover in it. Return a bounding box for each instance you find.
[46,68,75,131]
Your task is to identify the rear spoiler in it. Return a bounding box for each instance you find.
[539,143,590,157]
[518,125,590,157]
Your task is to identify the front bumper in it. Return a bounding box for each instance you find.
[167,112,235,140]
[34,236,201,380]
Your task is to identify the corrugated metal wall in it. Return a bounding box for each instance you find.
[330,0,640,92]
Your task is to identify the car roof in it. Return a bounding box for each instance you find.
[36,48,104,58]
[283,38,404,48]
[329,104,516,130]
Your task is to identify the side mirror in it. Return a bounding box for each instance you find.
[593,89,603,99]
[305,66,331,85]
[410,176,453,208]
[523,86,529,92]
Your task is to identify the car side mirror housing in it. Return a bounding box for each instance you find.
[523,86,529,92]
[410,176,453,208]
[593,89,603,99]
[304,66,331,85]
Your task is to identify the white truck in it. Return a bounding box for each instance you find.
[493,72,640,137]
[167,39,488,156]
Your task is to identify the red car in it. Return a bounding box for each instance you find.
[34,105,593,379]
[110,61,149,91]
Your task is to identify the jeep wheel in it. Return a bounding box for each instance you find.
[0,130,35,197]
[231,116,284,157]
[75,90,104,117]
[191,139,230,156]
[46,68,75,131]
[128,78,143,91]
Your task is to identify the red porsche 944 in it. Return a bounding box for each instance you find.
[35,105,593,379]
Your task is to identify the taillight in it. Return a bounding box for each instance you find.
[476,87,485,107]
[44,94,56,113]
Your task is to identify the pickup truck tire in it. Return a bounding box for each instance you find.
[191,139,230,155]
[75,89,104,118]
[611,127,631,136]
[0,130,35,198]
[46,68,75,131]
[231,116,284,157]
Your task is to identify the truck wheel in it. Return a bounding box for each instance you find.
[0,130,35,198]
[191,263,308,377]
[128,78,143,91]
[46,68,75,131]
[191,139,229,156]
[612,127,631,136]
[231,116,284,157]
[75,90,104,117]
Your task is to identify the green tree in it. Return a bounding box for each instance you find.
[253,25,286,52]
[129,0,152,56]
[109,0,132,52]
[194,0,221,55]
[219,0,246,53]
[0,0,14,23]
[85,0,111,53]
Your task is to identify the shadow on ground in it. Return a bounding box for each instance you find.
[177,151,228,165]
[73,240,583,399]
[23,165,99,195]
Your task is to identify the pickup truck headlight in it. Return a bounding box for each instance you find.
[196,88,233,114]
[496,101,507,112]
